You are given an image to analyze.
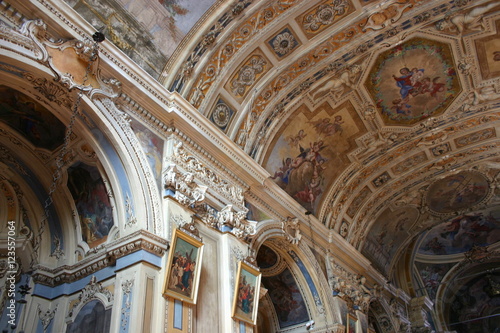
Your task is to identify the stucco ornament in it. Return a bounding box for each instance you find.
[231,56,267,96]
[217,205,255,239]
[68,276,113,318]
[164,164,208,206]
[282,217,302,244]
[38,304,58,331]
[272,32,296,56]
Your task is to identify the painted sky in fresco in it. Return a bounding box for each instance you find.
[418,208,500,256]
[67,0,218,77]
[174,0,217,34]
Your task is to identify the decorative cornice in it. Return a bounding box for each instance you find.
[32,230,168,286]
[170,140,248,210]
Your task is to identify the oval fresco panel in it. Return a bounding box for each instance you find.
[426,171,489,214]
[365,37,461,126]
[418,208,500,256]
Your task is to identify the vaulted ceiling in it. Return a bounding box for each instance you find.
[66,0,500,316]
[2,0,500,330]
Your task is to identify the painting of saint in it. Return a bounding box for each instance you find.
[163,229,204,304]
[168,240,198,294]
[232,261,261,325]
[366,38,461,125]
[67,163,114,248]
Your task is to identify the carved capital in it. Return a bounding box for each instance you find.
[217,205,255,239]
[164,165,208,207]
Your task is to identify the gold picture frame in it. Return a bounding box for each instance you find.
[163,228,204,304]
[346,313,357,333]
[232,261,261,325]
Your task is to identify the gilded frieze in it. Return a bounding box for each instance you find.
[454,127,496,148]
[188,0,302,107]
[391,151,428,175]
[475,19,500,80]
[225,49,271,102]
[266,26,300,59]
[346,186,371,218]
[295,0,353,38]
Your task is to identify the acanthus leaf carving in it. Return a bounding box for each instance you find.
[68,275,113,318]
[164,164,208,207]
[217,204,255,239]
[171,141,246,209]
[38,304,58,331]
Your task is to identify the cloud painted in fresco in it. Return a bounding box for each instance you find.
[174,0,217,34]
[418,208,500,256]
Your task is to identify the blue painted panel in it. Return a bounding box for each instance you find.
[174,299,183,329]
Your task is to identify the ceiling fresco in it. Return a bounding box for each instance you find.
[425,170,490,214]
[65,0,218,78]
[418,207,500,256]
[3,0,500,331]
[264,100,364,213]
[157,2,500,326]
[57,0,500,324]
[365,37,461,126]
[0,85,66,151]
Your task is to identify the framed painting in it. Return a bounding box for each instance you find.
[346,313,357,333]
[163,228,204,304]
[232,261,261,325]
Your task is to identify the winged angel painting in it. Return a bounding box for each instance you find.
[265,102,360,213]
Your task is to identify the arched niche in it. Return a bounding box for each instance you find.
[255,238,331,332]
[66,299,112,333]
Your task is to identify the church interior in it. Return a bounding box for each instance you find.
[1,0,500,332]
